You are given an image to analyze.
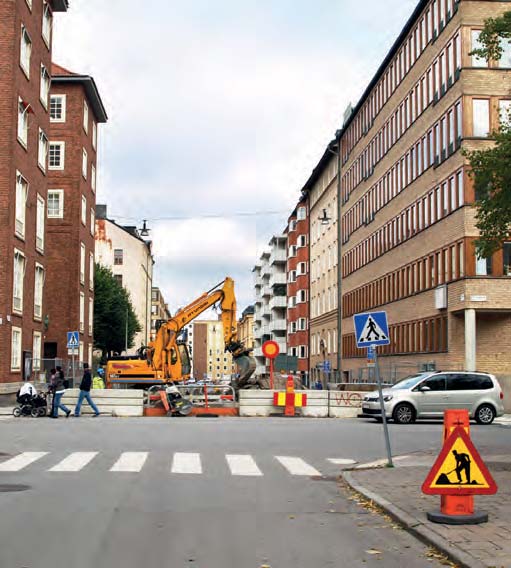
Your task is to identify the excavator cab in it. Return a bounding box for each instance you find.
[177,342,191,376]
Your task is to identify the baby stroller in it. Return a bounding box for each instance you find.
[13,391,48,418]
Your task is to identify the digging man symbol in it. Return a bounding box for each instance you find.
[364,317,380,342]
[453,449,471,484]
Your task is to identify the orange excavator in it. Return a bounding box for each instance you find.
[106,277,257,390]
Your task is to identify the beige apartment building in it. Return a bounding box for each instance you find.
[192,320,236,381]
[307,0,511,382]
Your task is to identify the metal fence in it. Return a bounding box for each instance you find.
[26,358,87,388]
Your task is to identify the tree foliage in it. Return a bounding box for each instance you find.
[93,264,141,357]
[464,11,511,256]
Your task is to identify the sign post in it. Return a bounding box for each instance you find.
[354,311,392,467]
[262,340,280,390]
[67,331,80,386]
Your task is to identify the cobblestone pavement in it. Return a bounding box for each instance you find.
[344,447,511,568]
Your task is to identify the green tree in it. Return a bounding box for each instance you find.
[93,264,141,358]
[465,12,511,256]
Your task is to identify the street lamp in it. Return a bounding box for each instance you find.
[140,219,150,237]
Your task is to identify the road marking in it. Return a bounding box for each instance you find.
[275,456,321,476]
[49,452,98,472]
[171,452,202,474]
[0,452,48,472]
[110,452,148,472]
[226,454,263,476]
[327,458,357,465]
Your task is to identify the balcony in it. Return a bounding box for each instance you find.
[270,272,287,287]
[270,248,287,265]
[262,286,272,297]
[271,318,287,332]
[261,263,271,278]
[269,296,287,310]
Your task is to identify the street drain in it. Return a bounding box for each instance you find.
[0,484,31,492]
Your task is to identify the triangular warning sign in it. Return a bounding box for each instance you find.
[422,427,497,495]
[357,316,387,344]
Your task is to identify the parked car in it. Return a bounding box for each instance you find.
[360,371,504,425]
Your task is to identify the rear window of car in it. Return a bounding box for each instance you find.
[446,374,493,391]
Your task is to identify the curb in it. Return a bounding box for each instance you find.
[342,470,486,568]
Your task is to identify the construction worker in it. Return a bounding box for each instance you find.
[452,449,471,484]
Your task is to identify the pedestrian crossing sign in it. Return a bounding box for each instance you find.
[422,426,497,495]
[67,331,80,349]
[353,311,390,348]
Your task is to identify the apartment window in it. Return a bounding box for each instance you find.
[88,343,93,367]
[47,189,64,218]
[32,332,42,371]
[503,242,511,276]
[50,95,66,122]
[11,328,22,371]
[299,345,308,359]
[38,129,48,171]
[81,195,87,225]
[80,242,86,284]
[40,65,50,108]
[92,122,97,150]
[475,254,492,276]
[49,142,65,170]
[498,38,511,68]
[80,292,85,332]
[298,318,307,331]
[34,263,44,320]
[297,289,307,303]
[471,30,487,67]
[13,249,26,313]
[288,270,296,283]
[288,219,297,232]
[83,101,89,133]
[499,100,511,129]
[297,235,307,248]
[89,253,94,290]
[114,249,123,265]
[289,245,297,257]
[15,172,28,239]
[20,25,32,77]
[297,207,306,220]
[82,148,87,179]
[36,194,45,252]
[473,99,490,137]
[42,2,52,45]
[297,262,307,275]
[114,274,123,287]
[91,164,96,192]
[90,208,95,236]
[88,297,93,335]
[18,98,29,147]
[79,341,84,363]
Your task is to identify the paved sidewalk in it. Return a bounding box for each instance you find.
[343,447,511,568]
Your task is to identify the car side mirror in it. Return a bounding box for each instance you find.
[419,385,431,392]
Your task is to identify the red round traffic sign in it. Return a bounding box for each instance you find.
[262,340,280,359]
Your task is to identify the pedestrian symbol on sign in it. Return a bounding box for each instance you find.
[353,311,390,348]
[362,316,386,342]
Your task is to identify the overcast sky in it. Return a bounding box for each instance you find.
[53,0,418,315]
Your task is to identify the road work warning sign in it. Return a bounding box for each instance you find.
[422,426,497,495]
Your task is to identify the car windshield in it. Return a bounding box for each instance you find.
[391,373,430,390]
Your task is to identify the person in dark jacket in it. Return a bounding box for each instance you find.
[74,363,100,417]
[51,367,71,418]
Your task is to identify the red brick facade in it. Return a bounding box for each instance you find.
[0,1,67,385]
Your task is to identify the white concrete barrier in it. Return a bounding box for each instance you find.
[239,390,328,417]
[328,391,365,418]
[60,389,144,417]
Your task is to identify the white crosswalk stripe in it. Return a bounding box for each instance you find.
[49,452,98,472]
[275,456,322,476]
[226,454,263,476]
[110,452,148,472]
[171,452,202,474]
[0,452,48,472]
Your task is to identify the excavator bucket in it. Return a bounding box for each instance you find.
[233,354,257,390]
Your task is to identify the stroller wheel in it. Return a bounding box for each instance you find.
[31,407,39,418]
[38,407,47,417]
[13,407,21,417]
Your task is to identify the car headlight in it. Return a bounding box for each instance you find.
[383,395,393,402]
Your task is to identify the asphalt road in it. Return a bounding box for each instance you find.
[0,416,509,568]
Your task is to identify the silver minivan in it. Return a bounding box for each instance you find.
[360,371,504,424]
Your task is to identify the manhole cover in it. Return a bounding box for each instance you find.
[0,484,30,492]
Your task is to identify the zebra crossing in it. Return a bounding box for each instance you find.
[0,451,356,477]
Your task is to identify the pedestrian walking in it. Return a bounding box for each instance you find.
[74,363,100,417]
[52,367,71,418]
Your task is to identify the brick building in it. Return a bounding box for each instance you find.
[0,0,68,386]
[44,64,107,367]
[286,195,310,383]
[307,0,511,382]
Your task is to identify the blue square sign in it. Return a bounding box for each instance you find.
[67,331,80,349]
[353,311,390,348]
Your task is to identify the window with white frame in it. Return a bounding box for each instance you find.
[297,289,307,303]
[42,2,52,46]
[34,263,44,320]
[92,121,97,149]
[11,327,22,371]
[32,331,42,371]
[40,65,50,108]
[38,129,48,171]
[90,208,95,236]
[288,296,296,308]
[288,270,296,283]
[15,172,28,239]
[20,25,32,77]
[82,148,87,178]
[36,194,45,252]
[498,38,511,68]
[81,195,87,225]
[49,141,65,170]
[18,98,29,146]
[80,243,86,284]
[473,99,490,137]
[288,219,296,232]
[79,340,84,362]
[471,30,487,68]
[499,100,511,128]
[297,207,306,220]
[88,297,93,335]
[88,343,93,366]
[297,261,307,276]
[297,235,307,248]
[79,292,85,332]
[13,249,25,313]
[50,95,66,122]
[289,245,297,257]
[47,189,64,218]
[89,253,94,290]
[83,100,89,133]
[299,345,308,358]
[298,317,307,331]
[91,164,96,192]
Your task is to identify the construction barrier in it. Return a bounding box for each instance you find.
[239,390,329,417]
[61,388,144,417]
[328,391,366,418]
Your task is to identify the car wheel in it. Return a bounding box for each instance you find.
[13,407,21,417]
[392,403,416,424]
[475,404,496,425]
